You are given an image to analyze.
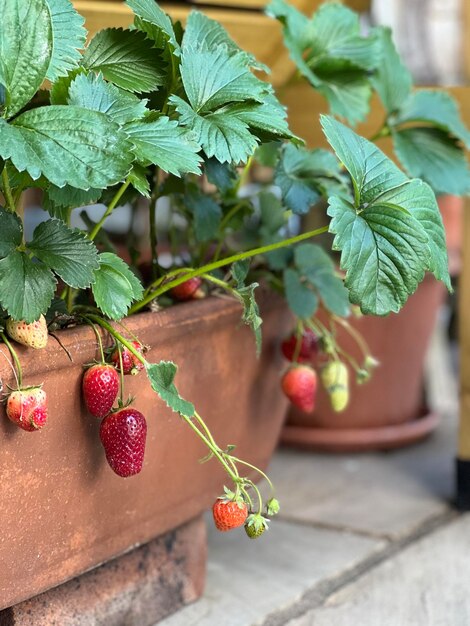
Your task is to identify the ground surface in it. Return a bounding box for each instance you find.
[159,315,464,626]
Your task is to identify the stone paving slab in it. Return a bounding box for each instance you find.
[287,514,470,626]
[158,519,384,626]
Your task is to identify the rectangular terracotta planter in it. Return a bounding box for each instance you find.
[0,293,290,609]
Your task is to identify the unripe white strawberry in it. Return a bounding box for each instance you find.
[6,316,48,349]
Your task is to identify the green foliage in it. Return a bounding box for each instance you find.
[28,219,99,288]
[275,144,348,214]
[185,188,222,242]
[125,116,202,176]
[371,27,412,114]
[91,253,144,320]
[45,0,86,82]
[0,106,133,189]
[0,0,52,118]
[0,250,57,322]
[81,28,166,93]
[267,0,381,124]
[145,361,195,416]
[0,207,23,256]
[321,115,450,315]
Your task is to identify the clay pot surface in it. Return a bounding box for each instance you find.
[438,194,463,276]
[0,293,290,609]
[283,274,446,450]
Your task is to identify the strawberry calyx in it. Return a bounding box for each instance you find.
[244,513,269,539]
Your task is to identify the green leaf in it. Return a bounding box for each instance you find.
[45,184,102,212]
[179,46,265,114]
[0,106,133,189]
[321,115,450,314]
[0,207,23,257]
[126,0,180,54]
[170,96,259,164]
[128,164,150,198]
[170,42,287,164]
[275,145,343,214]
[91,252,144,320]
[393,90,470,148]
[45,0,86,81]
[231,259,250,286]
[0,0,52,118]
[371,27,412,114]
[82,28,165,93]
[185,189,222,242]
[393,127,470,196]
[145,361,195,416]
[68,72,149,125]
[0,250,56,322]
[294,243,350,316]
[235,284,263,355]
[28,219,99,288]
[184,11,268,72]
[125,115,202,176]
[259,191,286,234]
[374,178,450,290]
[204,158,237,192]
[227,95,297,144]
[49,67,84,104]
[283,267,318,319]
[267,0,380,124]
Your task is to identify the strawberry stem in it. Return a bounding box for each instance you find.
[116,343,125,405]
[1,168,16,213]
[129,225,329,315]
[89,178,131,241]
[0,332,23,388]
[83,319,106,363]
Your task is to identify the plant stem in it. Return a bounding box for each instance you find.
[89,179,130,241]
[2,168,16,213]
[148,169,160,282]
[129,224,329,314]
[369,123,391,142]
[212,201,245,262]
[1,332,23,387]
[231,456,275,493]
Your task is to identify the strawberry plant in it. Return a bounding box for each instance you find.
[0,0,465,538]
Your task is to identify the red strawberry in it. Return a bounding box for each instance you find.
[212,498,248,532]
[281,365,317,413]
[6,387,48,431]
[110,341,145,375]
[82,364,119,418]
[6,316,48,349]
[170,277,203,301]
[281,328,318,363]
[100,408,147,477]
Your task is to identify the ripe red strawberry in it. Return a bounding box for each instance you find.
[110,341,145,375]
[170,277,203,301]
[100,408,147,477]
[6,316,48,349]
[212,498,248,532]
[281,328,318,363]
[281,365,317,413]
[82,364,119,418]
[6,387,48,431]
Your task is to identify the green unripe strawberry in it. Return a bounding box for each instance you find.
[244,514,269,539]
[321,361,349,412]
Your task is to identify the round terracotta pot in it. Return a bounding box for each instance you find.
[281,274,446,452]
[438,194,463,277]
[0,293,290,609]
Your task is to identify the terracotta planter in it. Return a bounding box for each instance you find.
[0,293,290,610]
[281,274,446,452]
[438,194,463,277]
